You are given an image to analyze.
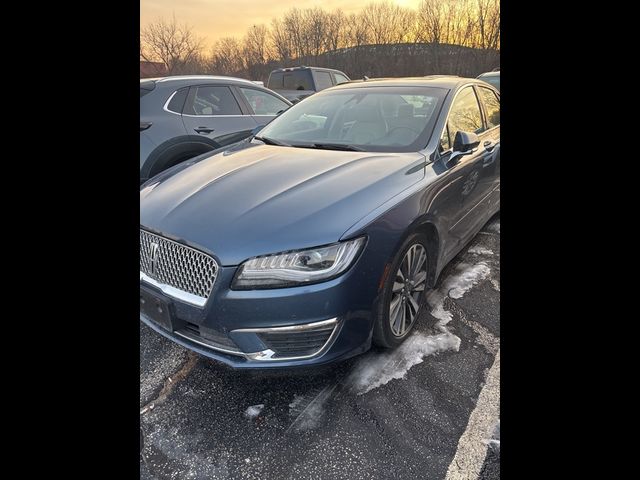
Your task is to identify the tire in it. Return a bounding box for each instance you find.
[373,233,430,348]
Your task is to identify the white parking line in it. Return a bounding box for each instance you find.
[445,349,500,480]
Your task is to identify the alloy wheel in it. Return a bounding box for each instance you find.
[389,244,427,337]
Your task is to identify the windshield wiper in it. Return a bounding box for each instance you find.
[294,143,364,151]
[254,135,290,147]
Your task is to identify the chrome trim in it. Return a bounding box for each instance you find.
[140,228,220,307]
[174,328,242,355]
[181,113,249,118]
[162,90,181,115]
[233,318,337,334]
[175,327,277,360]
[142,315,340,362]
[140,272,208,307]
[232,318,341,362]
[157,75,256,84]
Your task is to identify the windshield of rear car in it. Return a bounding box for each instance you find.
[479,75,500,90]
[256,86,446,153]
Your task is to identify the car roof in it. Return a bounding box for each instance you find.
[270,66,346,74]
[477,71,500,78]
[143,75,260,87]
[329,75,482,91]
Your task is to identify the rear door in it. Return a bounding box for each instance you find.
[234,86,291,130]
[181,84,258,147]
[475,85,500,198]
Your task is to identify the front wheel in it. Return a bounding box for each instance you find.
[373,234,430,348]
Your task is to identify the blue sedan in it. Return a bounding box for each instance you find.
[139,76,500,369]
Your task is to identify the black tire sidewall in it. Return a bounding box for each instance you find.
[373,232,430,348]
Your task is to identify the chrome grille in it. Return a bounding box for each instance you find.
[140,229,218,305]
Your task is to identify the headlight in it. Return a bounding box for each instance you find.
[232,237,366,289]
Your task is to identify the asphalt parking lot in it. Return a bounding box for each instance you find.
[140,214,500,480]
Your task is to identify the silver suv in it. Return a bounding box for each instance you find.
[140,76,291,184]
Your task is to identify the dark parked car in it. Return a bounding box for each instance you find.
[140,76,500,369]
[477,69,500,91]
[266,66,350,103]
[140,76,291,183]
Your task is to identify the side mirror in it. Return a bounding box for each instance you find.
[449,131,480,164]
[251,125,264,136]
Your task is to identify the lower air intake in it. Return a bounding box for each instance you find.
[257,321,337,359]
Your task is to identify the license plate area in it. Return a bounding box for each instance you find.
[140,286,174,331]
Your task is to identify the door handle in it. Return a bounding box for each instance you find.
[194,127,214,134]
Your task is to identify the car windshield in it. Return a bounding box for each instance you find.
[479,75,500,90]
[256,86,446,153]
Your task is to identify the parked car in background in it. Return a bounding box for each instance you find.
[139,76,500,369]
[140,76,291,184]
[266,66,350,103]
[477,68,500,91]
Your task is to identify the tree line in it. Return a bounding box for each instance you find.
[140,0,500,82]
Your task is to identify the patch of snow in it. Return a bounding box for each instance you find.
[288,395,304,411]
[446,263,491,298]
[348,261,490,394]
[467,246,494,255]
[287,385,337,432]
[487,221,500,233]
[348,332,461,394]
[243,404,264,419]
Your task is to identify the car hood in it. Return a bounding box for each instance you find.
[140,143,425,265]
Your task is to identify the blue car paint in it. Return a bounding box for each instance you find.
[140,77,500,369]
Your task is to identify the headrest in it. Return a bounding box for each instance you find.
[350,104,382,122]
[397,103,414,118]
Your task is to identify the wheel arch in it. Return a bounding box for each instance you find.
[141,135,221,180]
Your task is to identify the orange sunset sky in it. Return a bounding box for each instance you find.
[141,0,423,49]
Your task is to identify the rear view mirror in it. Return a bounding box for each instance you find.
[453,131,480,153]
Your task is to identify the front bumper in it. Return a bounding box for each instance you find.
[139,258,380,369]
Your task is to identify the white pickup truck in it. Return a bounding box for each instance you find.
[266,66,351,104]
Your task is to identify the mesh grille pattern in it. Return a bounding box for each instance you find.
[140,229,218,301]
[258,323,336,358]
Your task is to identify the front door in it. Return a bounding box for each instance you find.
[234,86,291,130]
[181,84,258,147]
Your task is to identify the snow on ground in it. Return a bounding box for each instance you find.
[287,385,337,432]
[467,246,494,256]
[348,261,491,394]
[487,221,500,233]
[348,332,461,394]
[244,404,264,419]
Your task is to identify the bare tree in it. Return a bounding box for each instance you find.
[209,37,244,76]
[360,1,415,45]
[141,1,500,83]
[242,24,271,80]
[270,18,294,63]
[140,15,204,74]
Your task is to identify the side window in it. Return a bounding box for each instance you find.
[478,87,500,129]
[447,87,484,143]
[239,88,289,116]
[166,88,188,113]
[314,71,333,90]
[187,86,242,116]
[333,73,349,85]
[440,125,451,151]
